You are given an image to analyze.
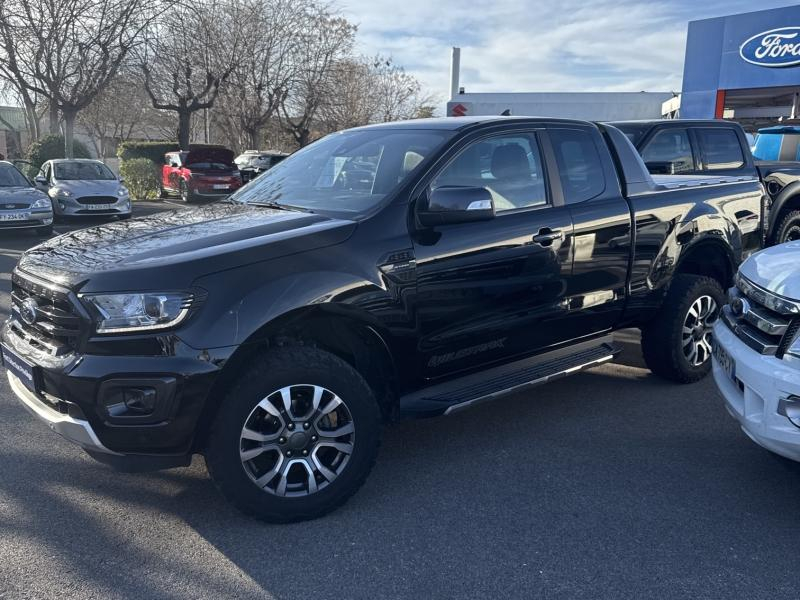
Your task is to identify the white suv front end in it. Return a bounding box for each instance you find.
[713,241,800,460]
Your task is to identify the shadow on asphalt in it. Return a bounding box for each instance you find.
[3,360,800,598]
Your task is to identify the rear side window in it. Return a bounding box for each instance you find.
[697,128,744,170]
[640,129,695,174]
[548,128,605,203]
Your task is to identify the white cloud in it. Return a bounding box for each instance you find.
[339,0,795,109]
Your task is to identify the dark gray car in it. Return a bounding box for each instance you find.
[0,161,53,235]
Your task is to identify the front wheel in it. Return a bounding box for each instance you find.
[205,346,381,522]
[641,274,725,383]
[180,181,193,203]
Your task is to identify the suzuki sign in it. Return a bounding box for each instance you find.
[740,27,800,67]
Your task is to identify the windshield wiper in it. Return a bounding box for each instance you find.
[246,201,313,213]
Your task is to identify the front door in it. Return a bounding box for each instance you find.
[412,130,575,380]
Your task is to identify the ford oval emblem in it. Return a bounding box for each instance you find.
[19,297,38,326]
[740,27,800,68]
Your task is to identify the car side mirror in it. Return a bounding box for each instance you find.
[34,175,48,186]
[418,186,495,227]
[118,177,125,184]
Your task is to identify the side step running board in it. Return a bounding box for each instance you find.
[400,337,620,418]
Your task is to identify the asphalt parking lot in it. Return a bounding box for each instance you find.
[1,204,799,599]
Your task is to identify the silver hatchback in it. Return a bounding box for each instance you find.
[35,159,132,219]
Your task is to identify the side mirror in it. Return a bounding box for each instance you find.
[34,175,48,186]
[118,177,125,184]
[170,162,179,168]
[418,186,495,227]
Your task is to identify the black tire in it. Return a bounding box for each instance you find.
[158,183,168,199]
[640,274,725,383]
[180,180,193,203]
[35,224,53,236]
[205,346,381,523]
[772,209,800,245]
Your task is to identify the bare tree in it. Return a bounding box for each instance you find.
[140,0,244,149]
[280,9,355,148]
[369,56,437,123]
[0,0,156,157]
[78,72,150,158]
[215,0,305,151]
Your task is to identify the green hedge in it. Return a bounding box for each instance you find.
[117,141,226,165]
[119,158,160,200]
[26,135,91,177]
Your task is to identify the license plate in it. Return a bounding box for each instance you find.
[712,338,736,382]
[213,184,230,190]
[1,344,40,393]
[89,204,114,210]
[0,213,28,221]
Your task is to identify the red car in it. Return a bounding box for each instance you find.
[160,148,243,202]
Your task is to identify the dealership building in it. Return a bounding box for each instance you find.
[447,5,800,130]
[679,5,800,128]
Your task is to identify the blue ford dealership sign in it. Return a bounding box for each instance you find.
[740,27,800,68]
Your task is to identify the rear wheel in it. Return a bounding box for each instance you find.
[773,209,800,245]
[641,274,724,383]
[205,346,381,523]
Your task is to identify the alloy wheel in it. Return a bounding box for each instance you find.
[239,384,355,497]
[681,295,718,367]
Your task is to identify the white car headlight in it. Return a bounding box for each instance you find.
[30,197,51,209]
[82,292,194,333]
[118,186,129,197]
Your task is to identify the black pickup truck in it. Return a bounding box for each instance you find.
[1,116,765,522]
[610,119,800,245]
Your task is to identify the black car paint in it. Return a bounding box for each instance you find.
[4,116,765,459]
[611,119,800,245]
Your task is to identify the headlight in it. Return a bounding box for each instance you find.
[52,188,71,198]
[118,186,129,197]
[30,197,51,209]
[82,292,193,333]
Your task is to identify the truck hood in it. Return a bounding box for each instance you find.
[17,204,356,290]
[739,241,800,301]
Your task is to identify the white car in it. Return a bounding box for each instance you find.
[712,242,800,460]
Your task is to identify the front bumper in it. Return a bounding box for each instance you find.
[0,209,53,229]
[2,318,232,457]
[712,320,800,461]
[7,371,118,454]
[53,196,131,216]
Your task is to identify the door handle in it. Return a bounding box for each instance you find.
[532,229,564,246]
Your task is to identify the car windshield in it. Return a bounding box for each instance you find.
[228,129,452,217]
[54,162,116,181]
[0,164,30,187]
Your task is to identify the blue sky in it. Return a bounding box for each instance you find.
[340,0,800,105]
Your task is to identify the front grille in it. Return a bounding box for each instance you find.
[76,196,117,205]
[10,272,82,356]
[723,277,800,357]
[0,203,29,210]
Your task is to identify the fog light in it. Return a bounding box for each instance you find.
[778,395,800,428]
[98,377,176,424]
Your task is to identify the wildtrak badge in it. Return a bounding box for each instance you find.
[740,27,800,67]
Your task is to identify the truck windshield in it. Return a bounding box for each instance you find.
[228,129,452,216]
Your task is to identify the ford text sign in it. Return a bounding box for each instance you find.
[740,27,800,67]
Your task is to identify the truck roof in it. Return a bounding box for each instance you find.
[350,115,600,132]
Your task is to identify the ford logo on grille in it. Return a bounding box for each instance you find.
[741,27,800,68]
[19,297,38,325]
